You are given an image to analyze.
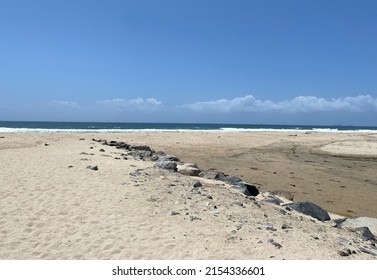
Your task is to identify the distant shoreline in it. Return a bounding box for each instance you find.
[1,120,377,133]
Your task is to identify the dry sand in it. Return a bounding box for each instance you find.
[1,132,377,260]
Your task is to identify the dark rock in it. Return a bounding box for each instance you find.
[285,201,331,221]
[223,176,242,184]
[87,165,98,171]
[44,143,49,146]
[358,247,377,256]
[281,224,293,230]
[199,169,222,180]
[332,218,347,228]
[159,155,180,162]
[106,141,131,150]
[353,227,376,242]
[267,239,282,249]
[266,225,277,231]
[99,149,105,152]
[338,248,352,257]
[216,173,242,184]
[231,183,260,197]
[190,216,202,221]
[118,143,131,149]
[215,172,228,181]
[130,145,153,152]
[79,138,85,140]
[68,165,73,168]
[170,211,180,216]
[131,150,152,159]
[193,181,202,188]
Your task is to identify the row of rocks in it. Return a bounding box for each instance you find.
[93,138,377,244]
[92,139,162,161]
[90,138,335,220]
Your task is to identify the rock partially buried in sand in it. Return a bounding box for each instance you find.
[199,169,223,180]
[217,173,243,184]
[154,160,177,171]
[341,217,377,237]
[352,227,376,242]
[158,155,180,162]
[285,201,331,221]
[193,181,202,188]
[231,182,260,197]
[154,154,180,171]
[130,144,153,152]
[86,165,99,171]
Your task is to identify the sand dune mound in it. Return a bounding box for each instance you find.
[319,141,377,156]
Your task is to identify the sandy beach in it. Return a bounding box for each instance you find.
[1,131,377,260]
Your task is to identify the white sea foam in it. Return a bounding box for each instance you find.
[1,126,376,134]
[219,127,377,133]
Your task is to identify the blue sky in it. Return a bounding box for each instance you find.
[1,0,377,125]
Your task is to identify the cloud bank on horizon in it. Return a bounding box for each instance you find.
[183,95,377,113]
[1,94,376,125]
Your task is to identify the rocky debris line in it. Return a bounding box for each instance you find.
[92,138,377,249]
[92,139,161,161]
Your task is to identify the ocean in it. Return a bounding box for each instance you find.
[1,121,377,133]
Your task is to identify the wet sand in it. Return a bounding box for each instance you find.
[103,131,377,218]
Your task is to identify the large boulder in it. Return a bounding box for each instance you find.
[285,201,331,221]
[232,182,260,197]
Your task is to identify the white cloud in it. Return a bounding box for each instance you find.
[97,98,163,111]
[183,95,377,113]
[50,100,80,108]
